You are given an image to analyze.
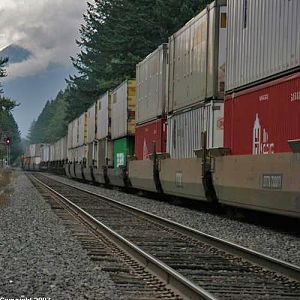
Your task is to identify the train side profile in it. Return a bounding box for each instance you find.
[22,0,300,219]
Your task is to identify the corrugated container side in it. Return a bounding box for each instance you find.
[87,103,97,143]
[72,118,79,148]
[61,136,68,160]
[136,44,168,124]
[50,144,55,161]
[111,80,136,139]
[224,72,300,155]
[78,112,88,146]
[226,0,300,92]
[135,118,167,160]
[97,92,111,139]
[167,101,224,158]
[97,138,114,167]
[168,0,227,112]
[41,145,50,162]
[113,136,135,168]
[67,121,73,149]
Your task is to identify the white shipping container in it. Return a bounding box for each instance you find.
[167,101,224,159]
[72,118,79,148]
[29,144,36,157]
[111,80,136,139]
[78,112,88,146]
[41,145,50,162]
[168,1,227,112]
[74,145,87,162]
[67,121,73,149]
[29,144,43,157]
[61,136,68,160]
[226,0,300,92]
[50,144,55,161]
[136,44,168,124]
[97,92,111,139]
[87,103,97,143]
[54,140,61,161]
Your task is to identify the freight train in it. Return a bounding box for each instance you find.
[22,0,300,219]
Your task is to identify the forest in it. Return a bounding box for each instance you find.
[0,57,21,163]
[28,0,210,144]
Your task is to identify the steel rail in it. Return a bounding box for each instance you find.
[37,173,300,283]
[30,173,217,300]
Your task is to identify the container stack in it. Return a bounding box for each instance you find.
[67,112,88,163]
[111,80,136,168]
[224,0,300,155]
[86,102,97,166]
[135,44,168,160]
[167,0,227,158]
[96,92,114,168]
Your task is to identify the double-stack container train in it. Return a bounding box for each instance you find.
[22,0,300,219]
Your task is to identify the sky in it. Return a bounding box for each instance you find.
[0,0,90,137]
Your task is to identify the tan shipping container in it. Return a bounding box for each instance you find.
[72,118,79,148]
[226,0,300,92]
[97,92,112,140]
[78,112,88,147]
[67,121,73,149]
[136,44,168,124]
[111,80,136,139]
[87,103,97,143]
[168,0,227,112]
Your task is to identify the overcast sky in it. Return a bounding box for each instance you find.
[0,0,88,80]
[0,0,90,137]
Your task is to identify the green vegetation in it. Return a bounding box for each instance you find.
[29,0,209,144]
[0,57,22,163]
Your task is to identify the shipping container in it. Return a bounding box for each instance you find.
[54,140,61,161]
[224,72,300,155]
[111,80,136,139]
[136,44,168,124]
[72,145,88,162]
[67,121,73,149]
[97,138,114,167]
[135,118,167,160]
[41,144,50,162]
[60,136,68,160]
[87,103,97,143]
[97,92,111,140]
[167,101,224,159]
[78,112,88,146]
[226,0,300,92]
[50,144,55,161]
[168,0,227,113]
[72,118,79,148]
[29,144,44,157]
[113,136,134,168]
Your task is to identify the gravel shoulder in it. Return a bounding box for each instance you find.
[45,173,300,267]
[0,170,119,300]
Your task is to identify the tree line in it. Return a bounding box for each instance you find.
[0,57,22,163]
[28,0,209,144]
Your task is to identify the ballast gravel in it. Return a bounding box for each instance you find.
[45,173,300,267]
[0,171,120,300]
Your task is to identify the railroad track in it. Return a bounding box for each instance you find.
[29,173,300,299]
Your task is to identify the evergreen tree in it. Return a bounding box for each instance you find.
[65,0,208,122]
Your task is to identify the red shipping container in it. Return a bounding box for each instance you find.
[225,72,300,155]
[135,118,167,160]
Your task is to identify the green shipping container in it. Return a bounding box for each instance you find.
[113,136,135,168]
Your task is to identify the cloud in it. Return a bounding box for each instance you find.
[0,0,89,80]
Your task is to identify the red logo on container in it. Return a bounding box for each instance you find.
[217,118,224,130]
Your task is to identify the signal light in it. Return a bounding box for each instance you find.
[5,137,10,145]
